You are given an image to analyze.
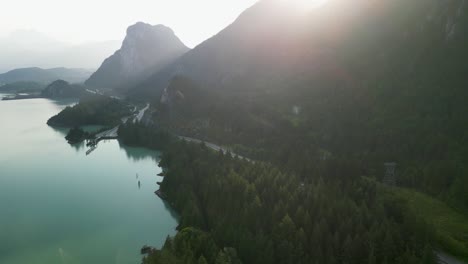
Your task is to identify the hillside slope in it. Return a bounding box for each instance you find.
[139,0,468,210]
[133,0,467,98]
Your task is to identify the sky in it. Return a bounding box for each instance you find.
[0,0,258,48]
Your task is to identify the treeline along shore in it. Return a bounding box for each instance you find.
[117,122,440,264]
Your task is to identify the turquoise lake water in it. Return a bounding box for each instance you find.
[0,96,178,264]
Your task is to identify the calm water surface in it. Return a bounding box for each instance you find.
[0,96,177,264]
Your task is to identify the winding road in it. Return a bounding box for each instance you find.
[87,104,150,154]
[87,103,251,162]
[134,104,150,123]
[437,252,467,264]
[178,136,252,162]
[97,103,149,137]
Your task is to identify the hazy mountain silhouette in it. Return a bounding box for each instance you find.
[0,30,120,73]
[85,22,189,91]
[0,67,93,85]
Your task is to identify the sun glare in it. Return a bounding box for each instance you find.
[301,0,329,8]
[284,0,329,10]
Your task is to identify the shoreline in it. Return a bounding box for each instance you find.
[2,94,43,101]
[154,189,167,200]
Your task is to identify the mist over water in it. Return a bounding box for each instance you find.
[0,96,177,264]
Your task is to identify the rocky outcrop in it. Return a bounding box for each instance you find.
[85,22,189,91]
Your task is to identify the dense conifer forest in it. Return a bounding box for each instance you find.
[118,124,439,263]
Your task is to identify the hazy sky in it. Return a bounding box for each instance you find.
[0,0,258,48]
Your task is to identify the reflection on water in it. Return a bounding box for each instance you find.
[118,141,160,162]
[49,125,106,136]
[49,126,69,136]
[50,125,159,157]
[49,125,108,153]
[48,98,79,107]
[71,141,87,151]
[0,97,178,264]
[162,199,180,221]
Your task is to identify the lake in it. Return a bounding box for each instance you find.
[0,96,178,264]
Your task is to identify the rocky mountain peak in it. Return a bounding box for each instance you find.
[85,22,189,91]
[126,22,174,37]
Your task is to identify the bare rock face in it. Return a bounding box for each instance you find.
[85,22,189,91]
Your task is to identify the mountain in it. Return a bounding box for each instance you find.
[0,30,120,73]
[43,1,468,262]
[0,67,93,85]
[131,0,328,98]
[138,0,468,210]
[0,82,44,93]
[133,0,468,99]
[85,22,189,91]
[132,1,468,262]
[41,80,86,98]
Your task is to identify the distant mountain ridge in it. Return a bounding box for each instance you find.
[0,82,44,93]
[0,67,93,85]
[85,22,189,91]
[0,30,120,73]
